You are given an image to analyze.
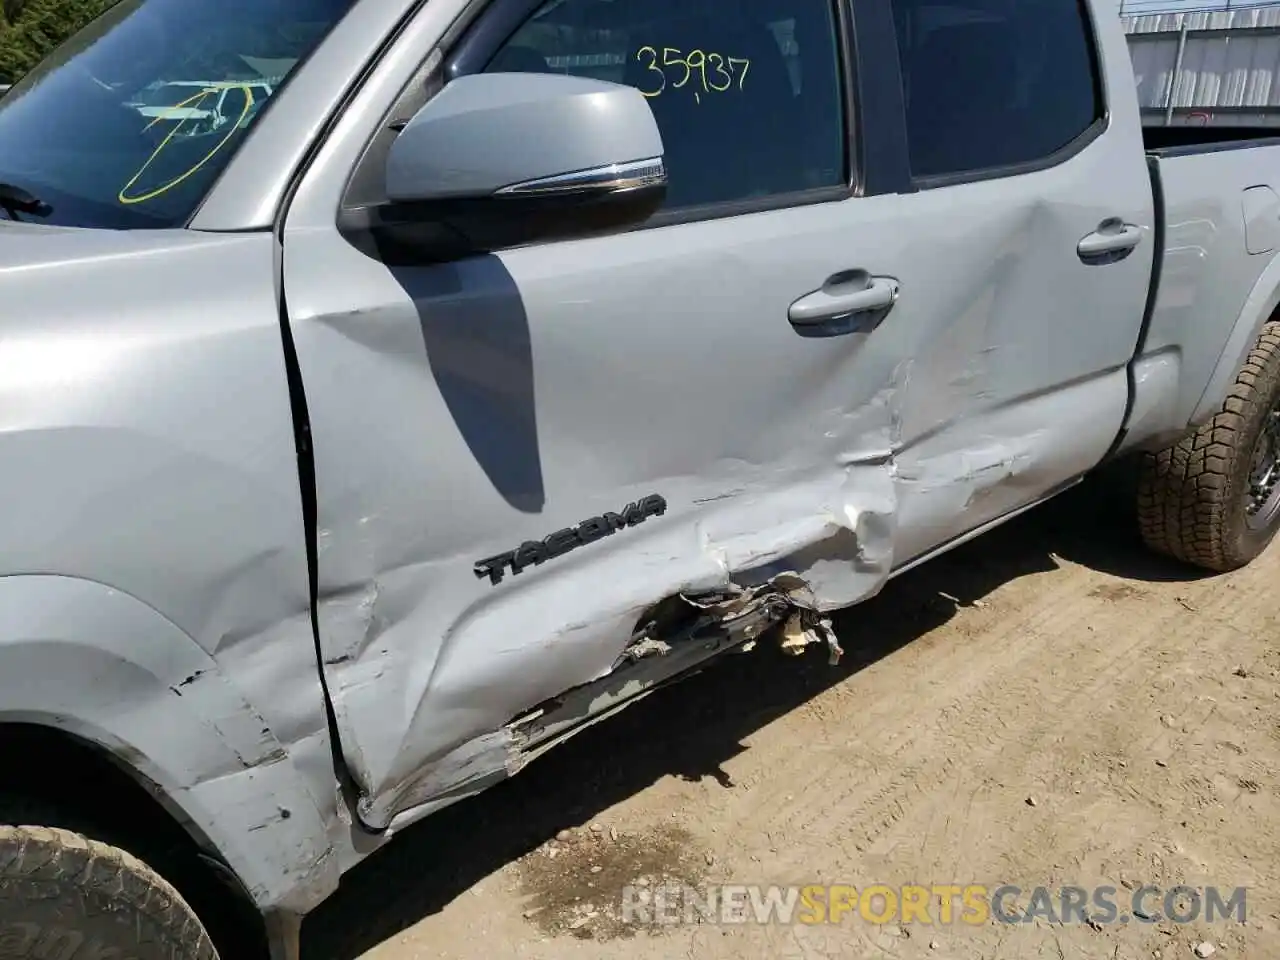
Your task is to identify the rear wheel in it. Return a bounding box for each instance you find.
[0,824,217,959]
[1138,321,1280,571]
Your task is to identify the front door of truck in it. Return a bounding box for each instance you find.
[278,0,1150,827]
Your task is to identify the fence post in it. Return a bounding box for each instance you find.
[1164,18,1190,125]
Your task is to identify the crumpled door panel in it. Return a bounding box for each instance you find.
[283,127,1149,828]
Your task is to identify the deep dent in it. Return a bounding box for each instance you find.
[344,384,905,832]
[292,173,1142,836]
[363,485,899,834]
[328,349,1078,833]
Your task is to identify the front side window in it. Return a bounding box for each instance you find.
[0,0,355,229]
[485,0,847,212]
[890,0,1103,180]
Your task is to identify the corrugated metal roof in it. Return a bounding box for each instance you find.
[1125,7,1280,109]
[1130,31,1280,107]
[1124,6,1280,34]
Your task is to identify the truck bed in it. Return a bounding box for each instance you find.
[1143,124,1280,156]
[1133,131,1280,454]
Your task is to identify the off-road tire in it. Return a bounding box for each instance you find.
[1138,321,1280,571]
[0,825,218,959]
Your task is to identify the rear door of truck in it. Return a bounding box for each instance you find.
[277,0,1157,828]
[880,0,1157,561]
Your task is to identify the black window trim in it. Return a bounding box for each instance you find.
[911,118,1109,191]
[338,0,874,235]
[848,0,914,197]
[900,0,1111,192]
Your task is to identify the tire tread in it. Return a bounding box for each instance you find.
[0,824,217,958]
[1138,321,1280,571]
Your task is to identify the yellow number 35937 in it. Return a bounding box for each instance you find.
[634,46,751,100]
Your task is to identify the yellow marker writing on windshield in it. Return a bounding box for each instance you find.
[118,84,255,206]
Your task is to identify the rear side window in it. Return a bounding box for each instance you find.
[484,0,847,212]
[889,0,1103,180]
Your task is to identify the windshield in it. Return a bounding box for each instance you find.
[0,0,356,229]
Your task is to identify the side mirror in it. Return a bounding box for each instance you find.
[370,72,666,260]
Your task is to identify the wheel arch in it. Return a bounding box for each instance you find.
[0,723,263,957]
[1192,251,1280,427]
[0,574,339,916]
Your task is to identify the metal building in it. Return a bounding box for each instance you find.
[1125,3,1280,126]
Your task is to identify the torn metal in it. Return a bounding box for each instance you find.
[779,610,844,665]
[368,566,862,834]
[279,95,1164,839]
[338,447,903,833]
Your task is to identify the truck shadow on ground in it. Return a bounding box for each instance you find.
[300,461,1218,959]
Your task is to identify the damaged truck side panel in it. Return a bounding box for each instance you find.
[0,576,337,914]
[278,0,1156,832]
[5,0,1280,955]
[0,229,340,915]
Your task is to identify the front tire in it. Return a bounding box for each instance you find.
[0,825,217,959]
[1138,321,1280,571]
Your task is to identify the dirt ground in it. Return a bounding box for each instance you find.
[299,468,1280,960]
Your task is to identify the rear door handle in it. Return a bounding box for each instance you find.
[788,271,899,338]
[1078,220,1144,264]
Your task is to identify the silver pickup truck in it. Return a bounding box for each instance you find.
[1,0,1279,956]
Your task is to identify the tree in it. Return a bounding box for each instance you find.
[0,0,118,85]
[2,0,30,24]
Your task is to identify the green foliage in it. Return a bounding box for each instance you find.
[0,0,118,85]
[2,0,30,23]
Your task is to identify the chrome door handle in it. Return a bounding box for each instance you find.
[1078,220,1144,264]
[788,271,899,338]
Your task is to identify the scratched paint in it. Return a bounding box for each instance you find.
[282,84,1156,831]
[2,0,1280,943]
